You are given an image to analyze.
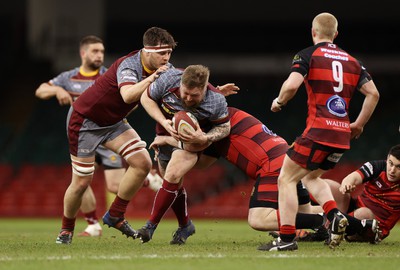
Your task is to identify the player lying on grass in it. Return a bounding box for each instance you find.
[149,107,381,247]
[323,144,400,243]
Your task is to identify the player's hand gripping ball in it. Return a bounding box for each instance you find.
[172,111,198,135]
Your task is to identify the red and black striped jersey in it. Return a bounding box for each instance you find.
[356,160,400,238]
[204,107,288,179]
[291,42,372,149]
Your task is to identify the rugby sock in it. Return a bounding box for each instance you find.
[279,225,296,242]
[83,210,98,225]
[323,200,361,234]
[108,196,129,218]
[322,200,338,222]
[61,215,76,231]
[149,180,179,224]
[171,187,189,227]
[343,214,364,235]
[295,213,324,229]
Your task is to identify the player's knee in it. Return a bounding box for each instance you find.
[105,182,119,194]
[248,210,263,230]
[247,216,258,230]
[71,158,95,177]
[248,208,277,231]
[354,207,375,219]
[248,216,268,231]
[118,138,147,161]
[138,163,152,179]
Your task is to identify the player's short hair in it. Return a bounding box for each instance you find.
[312,12,338,40]
[143,27,177,49]
[389,144,400,160]
[79,35,103,49]
[181,65,210,89]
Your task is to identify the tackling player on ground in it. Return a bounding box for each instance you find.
[325,144,400,242]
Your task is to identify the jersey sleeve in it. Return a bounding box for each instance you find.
[149,69,182,101]
[358,160,386,183]
[356,60,373,89]
[148,77,166,101]
[289,47,313,77]
[49,70,73,88]
[207,88,229,124]
[116,59,140,87]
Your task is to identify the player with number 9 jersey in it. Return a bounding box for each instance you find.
[290,42,372,149]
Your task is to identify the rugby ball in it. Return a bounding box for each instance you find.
[172,111,198,135]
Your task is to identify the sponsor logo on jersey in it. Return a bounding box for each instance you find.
[161,103,175,116]
[292,54,302,64]
[262,125,276,136]
[326,95,347,117]
[320,47,349,61]
[325,120,349,128]
[364,162,374,177]
[121,70,137,81]
[327,152,343,163]
[375,181,382,188]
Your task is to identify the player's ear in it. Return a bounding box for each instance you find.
[334,31,338,40]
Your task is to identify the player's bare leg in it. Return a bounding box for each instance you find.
[102,130,152,239]
[56,156,95,244]
[78,186,102,237]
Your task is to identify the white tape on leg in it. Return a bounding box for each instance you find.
[118,138,147,161]
[71,158,95,176]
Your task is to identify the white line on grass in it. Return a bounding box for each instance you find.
[1,253,400,261]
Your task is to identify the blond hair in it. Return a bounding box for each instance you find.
[312,13,338,40]
[181,65,210,89]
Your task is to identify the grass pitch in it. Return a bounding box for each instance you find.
[0,218,399,270]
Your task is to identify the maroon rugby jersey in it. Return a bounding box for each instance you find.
[356,160,400,238]
[73,50,173,126]
[291,42,372,149]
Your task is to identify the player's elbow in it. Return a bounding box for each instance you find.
[35,89,49,100]
[371,89,380,102]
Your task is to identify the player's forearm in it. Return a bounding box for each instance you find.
[164,136,179,148]
[276,72,303,105]
[121,77,153,104]
[353,89,379,128]
[342,171,363,187]
[277,82,298,105]
[140,92,166,124]
[35,83,60,99]
[183,142,211,152]
[204,121,230,143]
